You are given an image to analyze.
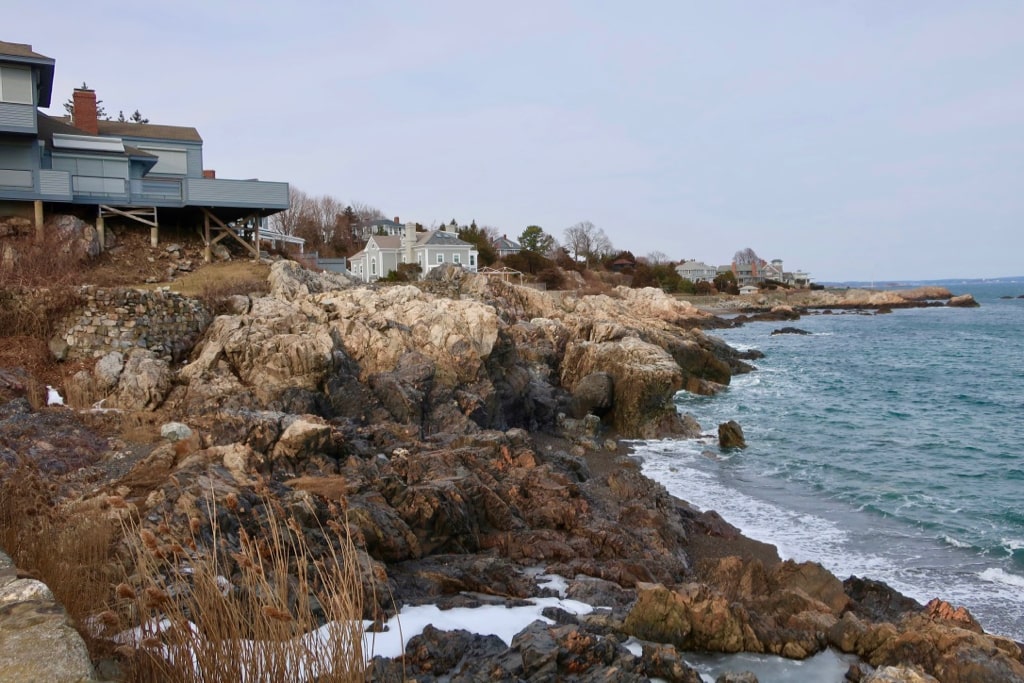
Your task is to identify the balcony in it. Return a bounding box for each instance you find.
[185,177,289,210]
[129,177,183,205]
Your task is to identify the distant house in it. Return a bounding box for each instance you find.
[348,222,479,282]
[0,40,289,257]
[491,234,521,258]
[675,259,718,282]
[358,216,405,239]
[739,284,759,295]
[608,256,635,272]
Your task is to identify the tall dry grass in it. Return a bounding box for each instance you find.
[0,457,118,654]
[110,491,366,683]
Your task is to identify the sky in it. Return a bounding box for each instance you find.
[6,1,1024,281]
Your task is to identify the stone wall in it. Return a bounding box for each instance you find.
[55,286,211,362]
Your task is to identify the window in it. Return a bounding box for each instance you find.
[437,253,444,264]
[371,260,377,275]
[0,66,33,105]
[453,253,461,264]
[137,146,188,175]
[469,254,476,266]
[417,253,423,264]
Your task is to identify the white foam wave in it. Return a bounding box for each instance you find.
[979,568,1024,590]
[1002,538,1024,552]
[942,535,971,549]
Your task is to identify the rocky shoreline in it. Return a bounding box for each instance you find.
[1,264,1019,682]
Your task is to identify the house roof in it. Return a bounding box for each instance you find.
[0,40,49,60]
[36,114,158,164]
[419,230,473,247]
[492,235,521,250]
[97,120,203,143]
[369,235,403,249]
[0,41,56,107]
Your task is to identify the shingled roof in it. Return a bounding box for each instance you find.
[0,40,51,61]
[97,120,202,143]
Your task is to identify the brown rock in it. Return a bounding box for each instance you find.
[718,420,746,448]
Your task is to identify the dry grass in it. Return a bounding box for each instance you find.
[110,490,366,682]
[0,458,119,654]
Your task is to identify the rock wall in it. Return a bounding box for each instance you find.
[54,286,211,362]
[0,548,98,682]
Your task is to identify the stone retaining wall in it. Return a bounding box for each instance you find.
[55,286,211,362]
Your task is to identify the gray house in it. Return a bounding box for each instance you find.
[349,222,479,282]
[0,40,289,258]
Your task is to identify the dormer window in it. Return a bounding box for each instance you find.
[0,66,33,104]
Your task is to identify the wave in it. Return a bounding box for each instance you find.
[979,568,1024,590]
[942,535,972,549]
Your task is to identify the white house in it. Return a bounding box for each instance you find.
[349,222,479,282]
[675,259,718,282]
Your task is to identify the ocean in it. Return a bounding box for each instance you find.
[635,281,1024,641]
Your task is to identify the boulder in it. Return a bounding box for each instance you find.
[561,336,685,438]
[51,214,101,260]
[770,327,810,335]
[93,351,125,389]
[0,552,98,682]
[719,420,746,448]
[569,371,614,419]
[862,666,939,682]
[111,350,171,411]
[947,294,979,308]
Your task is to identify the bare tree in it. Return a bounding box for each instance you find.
[564,221,616,265]
[733,247,762,265]
[270,188,313,236]
[646,250,669,266]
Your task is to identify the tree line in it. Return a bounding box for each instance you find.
[268,187,755,294]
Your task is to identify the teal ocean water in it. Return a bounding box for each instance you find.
[636,282,1024,641]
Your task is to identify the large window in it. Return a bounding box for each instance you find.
[453,253,461,264]
[138,146,188,175]
[437,253,444,264]
[0,66,32,105]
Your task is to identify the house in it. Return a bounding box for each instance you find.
[675,259,718,282]
[358,216,405,239]
[491,234,521,258]
[739,284,759,295]
[348,222,479,282]
[0,40,289,259]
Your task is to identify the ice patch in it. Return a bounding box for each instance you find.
[46,385,64,406]
[536,574,569,598]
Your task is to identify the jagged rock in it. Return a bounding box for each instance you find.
[716,673,759,683]
[623,582,760,653]
[862,665,940,682]
[771,327,810,335]
[111,350,171,411]
[0,215,33,237]
[562,336,684,438]
[51,214,100,260]
[159,421,192,442]
[268,259,353,300]
[641,643,703,682]
[270,416,333,466]
[718,420,746,448]
[94,351,125,389]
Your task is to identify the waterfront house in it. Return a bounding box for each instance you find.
[0,40,289,259]
[675,259,718,282]
[491,234,521,258]
[348,221,478,282]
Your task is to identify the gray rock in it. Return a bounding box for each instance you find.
[160,421,193,442]
[93,351,125,389]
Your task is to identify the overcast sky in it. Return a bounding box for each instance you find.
[7,1,1024,281]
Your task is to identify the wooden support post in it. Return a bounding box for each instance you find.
[203,212,211,263]
[150,225,159,247]
[33,200,44,241]
[253,214,261,262]
[96,212,105,251]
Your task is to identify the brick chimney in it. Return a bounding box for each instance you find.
[203,170,216,179]
[394,216,400,224]
[72,88,99,135]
